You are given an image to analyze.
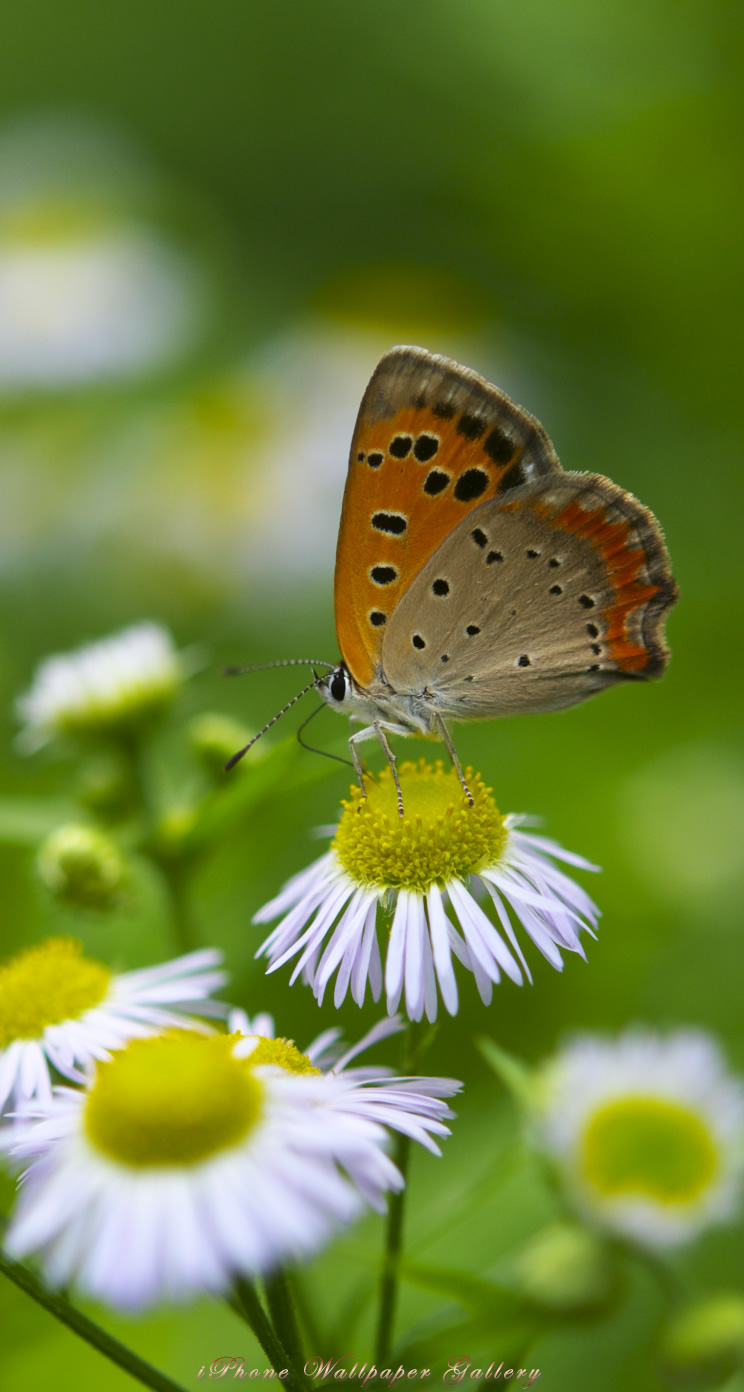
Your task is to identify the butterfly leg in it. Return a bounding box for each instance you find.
[348,723,405,816]
[434,713,474,807]
[372,721,405,817]
[348,729,370,801]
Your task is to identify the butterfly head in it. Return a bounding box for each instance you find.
[317,661,392,727]
[317,662,355,714]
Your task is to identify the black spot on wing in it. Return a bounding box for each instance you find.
[483,426,514,465]
[372,512,407,535]
[367,452,384,469]
[412,634,426,650]
[457,413,486,440]
[471,527,488,548]
[433,400,456,420]
[370,565,398,585]
[369,611,387,627]
[414,434,439,462]
[454,468,489,502]
[431,578,450,596]
[389,435,412,459]
[423,469,450,496]
[498,459,526,491]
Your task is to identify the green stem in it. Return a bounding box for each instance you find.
[287,1270,326,1360]
[161,861,197,956]
[231,1279,305,1391]
[264,1271,305,1380]
[374,1130,411,1366]
[635,1245,686,1309]
[118,732,156,828]
[0,1244,188,1392]
[374,1019,425,1365]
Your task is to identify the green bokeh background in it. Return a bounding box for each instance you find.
[1,3,742,1389]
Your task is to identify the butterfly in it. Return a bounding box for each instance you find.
[310,345,678,812]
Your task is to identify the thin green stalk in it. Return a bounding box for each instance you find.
[0,1244,188,1392]
[374,1019,425,1365]
[161,861,197,956]
[231,1278,305,1391]
[287,1269,326,1359]
[264,1270,305,1379]
[374,1129,411,1366]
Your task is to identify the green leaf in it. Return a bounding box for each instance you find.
[169,734,335,854]
[477,1036,533,1105]
[396,1309,542,1369]
[0,798,78,847]
[401,1259,530,1316]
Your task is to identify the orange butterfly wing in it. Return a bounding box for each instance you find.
[334,346,563,688]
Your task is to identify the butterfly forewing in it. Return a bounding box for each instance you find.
[381,473,678,718]
[333,346,562,688]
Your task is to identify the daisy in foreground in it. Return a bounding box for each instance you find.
[16,621,184,749]
[255,760,600,1022]
[533,1029,744,1249]
[4,1017,460,1310]
[0,937,227,1117]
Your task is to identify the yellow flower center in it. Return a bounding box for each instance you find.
[333,760,507,893]
[582,1096,719,1204]
[0,938,111,1047]
[85,1033,263,1168]
[240,1035,320,1076]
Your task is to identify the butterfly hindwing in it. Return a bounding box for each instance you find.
[381,472,678,717]
[333,346,563,688]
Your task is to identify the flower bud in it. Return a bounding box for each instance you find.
[512,1221,617,1313]
[37,825,127,913]
[151,805,199,861]
[660,1293,744,1389]
[189,713,253,780]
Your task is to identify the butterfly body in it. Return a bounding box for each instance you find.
[317,346,678,805]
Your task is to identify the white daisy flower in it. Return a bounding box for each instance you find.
[0,937,227,1117]
[255,760,599,1023]
[533,1030,744,1249]
[228,1009,461,1171]
[0,119,205,393]
[4,1023,460,1311]
[0,226,204,393]
[17,621,185,748]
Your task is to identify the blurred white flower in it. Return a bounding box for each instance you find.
[0,114,207,393]
[534,1030,744,1249]
[0,227,203,391]
[17,621,184,747]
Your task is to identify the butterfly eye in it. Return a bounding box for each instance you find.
[329,670,347,702]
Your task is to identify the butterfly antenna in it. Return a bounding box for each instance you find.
[224,675,322,772]
[222,658,337,677]
[296,702,354,769]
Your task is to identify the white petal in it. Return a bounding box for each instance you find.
[426,885,458,1016]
